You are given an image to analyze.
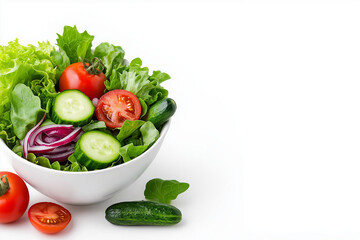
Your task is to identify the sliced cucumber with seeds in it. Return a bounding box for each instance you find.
[51,90,94,126]
[74,130,121,170]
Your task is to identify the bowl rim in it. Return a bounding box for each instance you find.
[0,120,171,175]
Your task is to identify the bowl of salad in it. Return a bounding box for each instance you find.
[0,26,176,205]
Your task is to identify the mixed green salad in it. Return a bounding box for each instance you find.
[0,26,176,171]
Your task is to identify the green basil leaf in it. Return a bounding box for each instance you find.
[144,178,190,204]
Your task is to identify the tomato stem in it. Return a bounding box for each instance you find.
[81,57,105,75]
[0,175,9,196]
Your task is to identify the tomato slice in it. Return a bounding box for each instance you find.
[95,89,141,128]
[28,202,71,234]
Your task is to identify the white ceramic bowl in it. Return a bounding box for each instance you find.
[0,121,170,205]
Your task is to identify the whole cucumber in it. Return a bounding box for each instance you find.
[144,98,177,128]
[105,201,182,226]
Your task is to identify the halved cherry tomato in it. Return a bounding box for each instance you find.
[0,172,29,223]
[95,89,141,128]
[28,202,71,234]
[59,61,106,100]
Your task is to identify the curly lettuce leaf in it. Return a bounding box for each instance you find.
[94,42,125,77]
[150,70,171,84]
[27,153,88,171]
[104,58,170,107]
[10,84,45,140]
[27,153,61,170]
[0,111,16,148]
[0,39,56,116]
[144,178,190,204]
[56,25,94,64]
[51,48,70,80]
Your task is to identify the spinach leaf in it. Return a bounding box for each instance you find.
[119,144,148,163]
[56,25,94,64]
[10,84,45,139]
[117,121,159,162]
[82,120,107,132]
[144,178,190,204]
[116,120,145,142]
[141,121,159,146]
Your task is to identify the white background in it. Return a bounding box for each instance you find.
[1,0,360,239]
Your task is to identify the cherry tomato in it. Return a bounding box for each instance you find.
[59,62,106,100]
[28,202,71,234]
[0,172,29,223]
[95,89,142,128]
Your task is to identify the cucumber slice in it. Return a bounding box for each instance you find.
[51,90,94,126]
[74,131,121,170]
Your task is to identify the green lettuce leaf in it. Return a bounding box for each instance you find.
[51,48,70,80]
[12,140,23,156]
[27,153,88,171]
[10,84,45,139]
[94,42,125,77]
[0,39,56,116]
[27,153,61,170]
[0,111,16,148]
[144,178,190,204]
[150,70,171,84]
[104,58,171,108]
[139,98,148,118]
[56,25,94,64]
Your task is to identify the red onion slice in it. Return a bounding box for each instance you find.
[46,144,75,154]
[43,127,74,138]
[28,145,56,154]
[42,134,62,143]
[35,127,82,147]
[23,113,46,159]
[92,98,99,107]
[29,124,73,146]
[41,150,75,163]
[73,130,84,143]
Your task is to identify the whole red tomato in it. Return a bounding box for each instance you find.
[59,59,106,100]
[0,172,29,223]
